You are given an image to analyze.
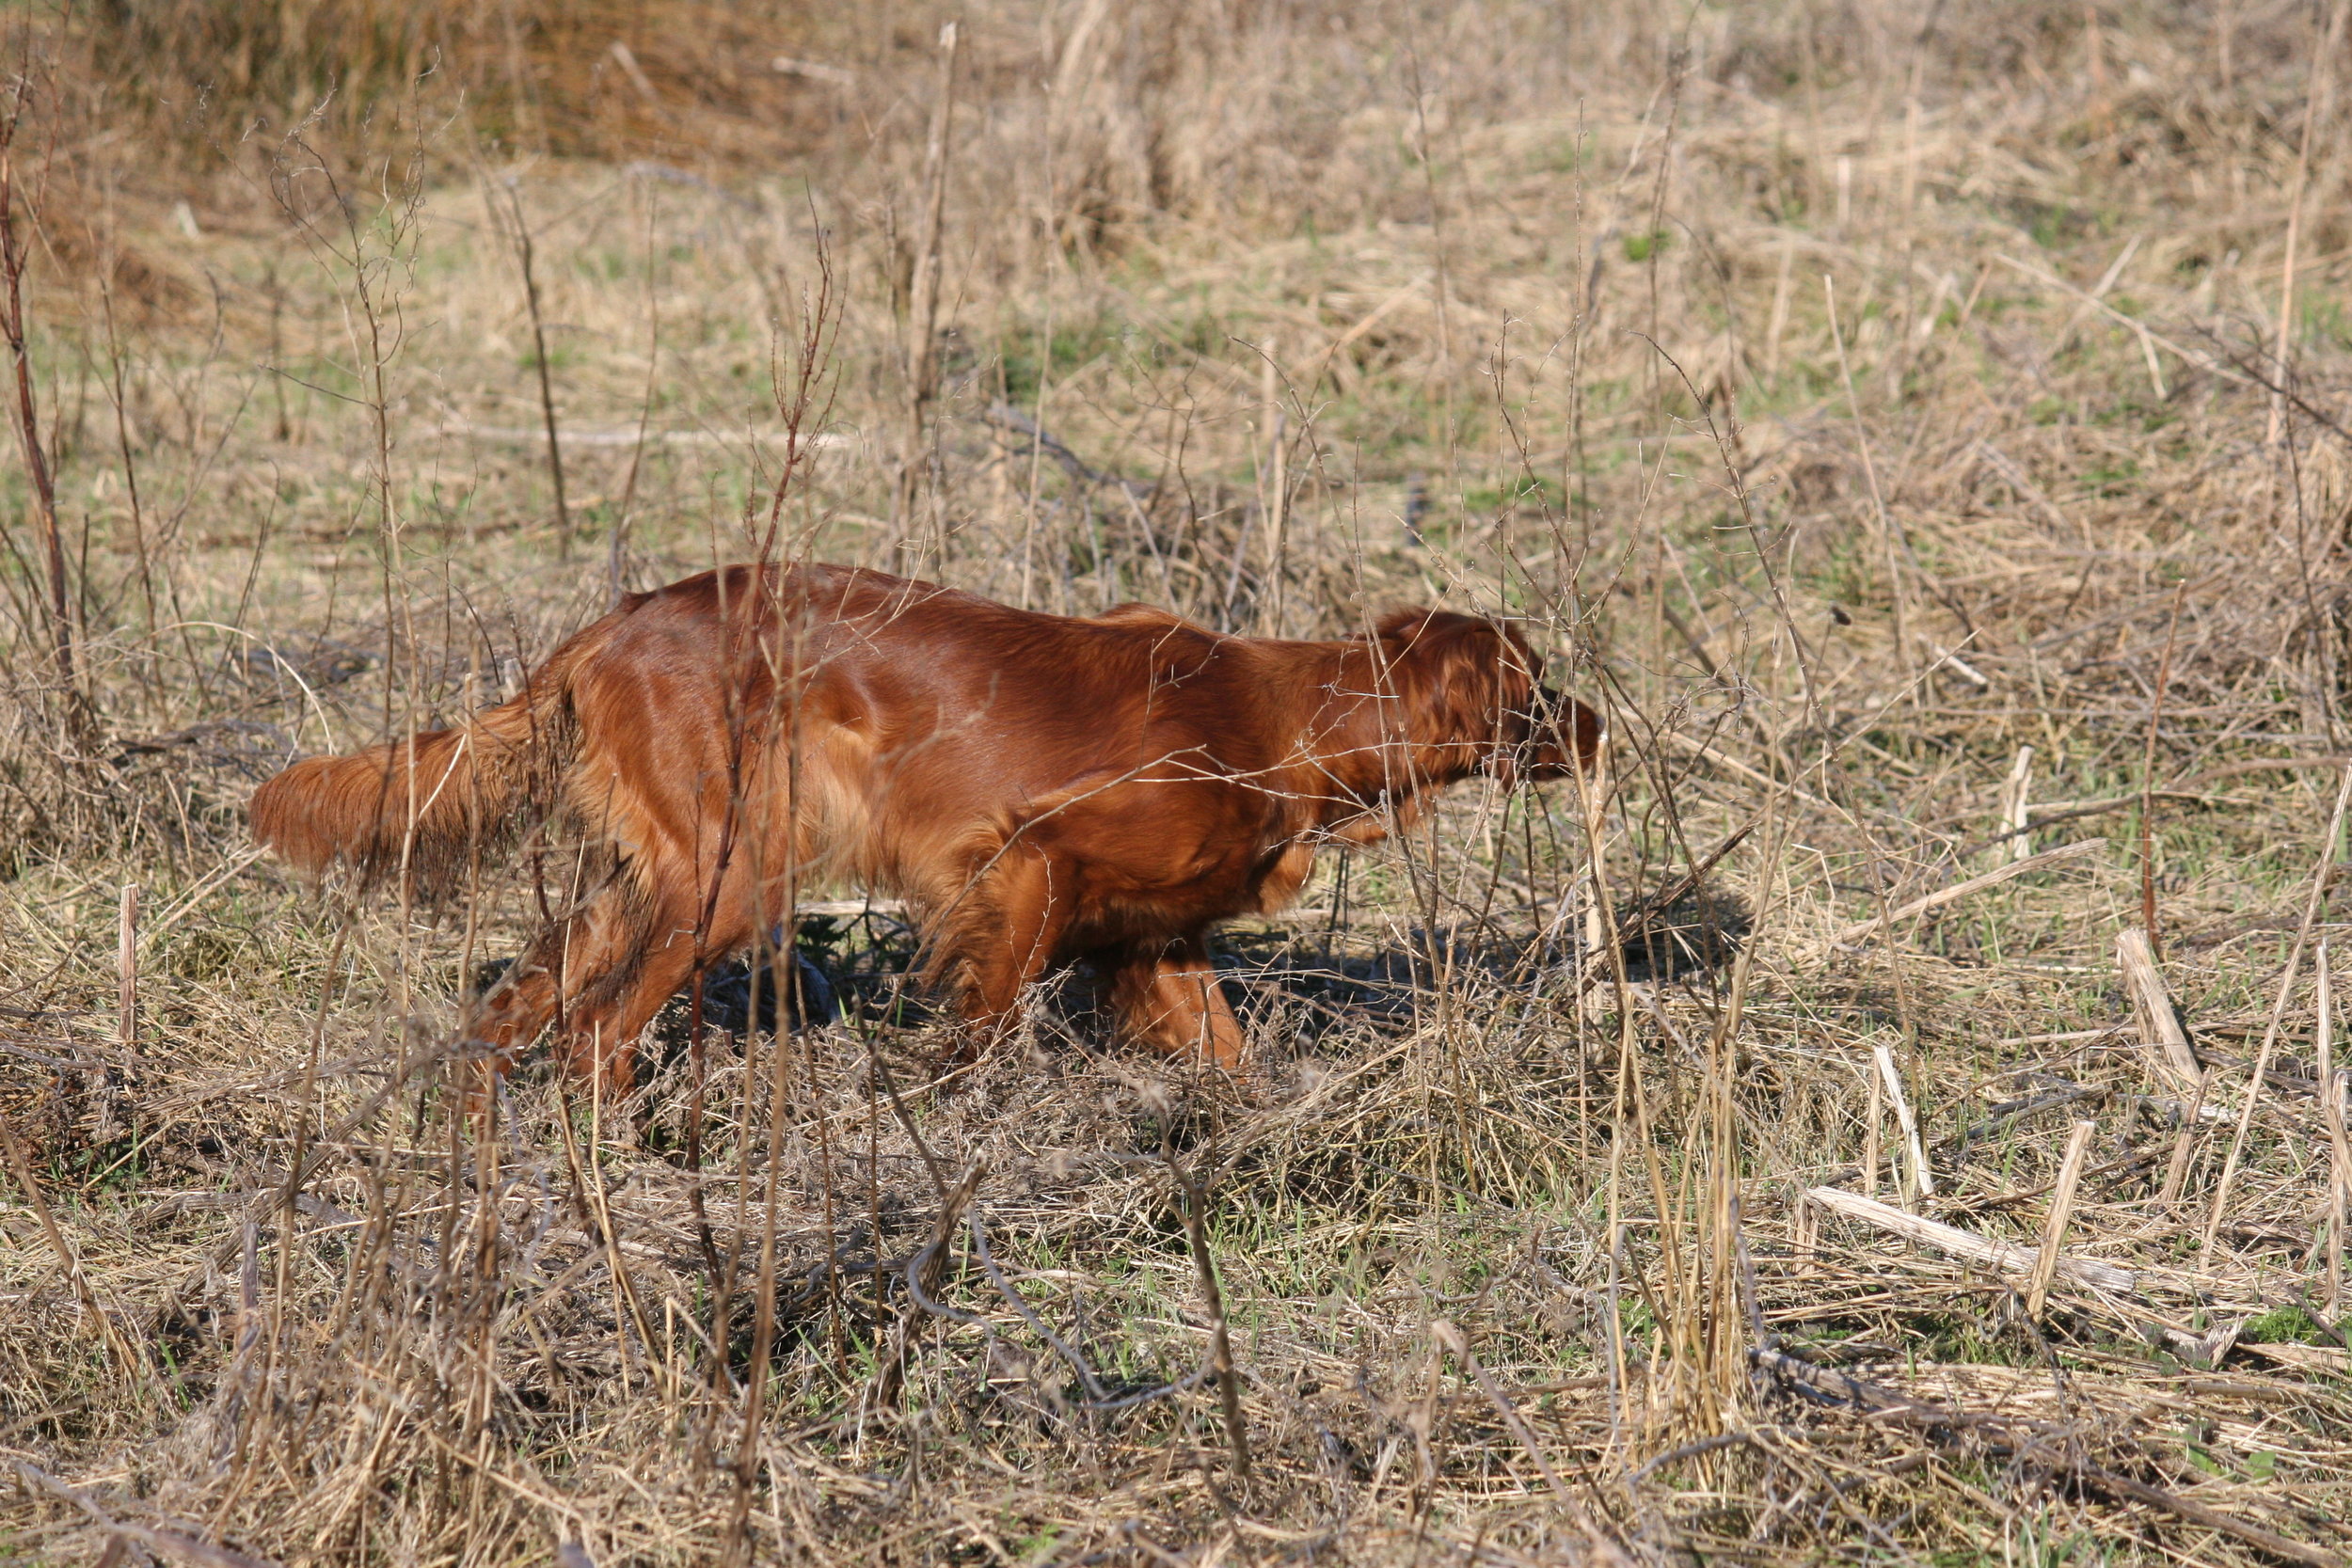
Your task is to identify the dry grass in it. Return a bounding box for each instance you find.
[6,1,2352,1562]
[79,0,852,166]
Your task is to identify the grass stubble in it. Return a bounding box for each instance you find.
[5,1,2352,1562]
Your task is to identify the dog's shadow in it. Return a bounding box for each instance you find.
[1216,882,1751,1042]
[645,907,928,1044]
[609,881,1751,1063]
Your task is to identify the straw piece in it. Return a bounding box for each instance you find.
[1874,1043,1934,1201]
[2320,939,2350,1314]
[2116,927,2201,1092]
[1999,744,2034,863]
[2025,1120,2096,1317]
[117,882,138,1058]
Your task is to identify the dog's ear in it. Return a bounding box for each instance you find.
[1375,610,1534,742]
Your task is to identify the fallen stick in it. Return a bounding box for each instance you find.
[2127,1093,2233,1128]
[1661,727,1834,808]
[0,1115,143,1371]
[1804,1184,2137,1294]
[139,846,264,950]
[1432,1322,1567,1505]
[1427,1326,1637,1563]
[2088,1469,2339,1568]
[1949,797,2137,860]
[1829,838,2103,946]
[2186,755,2352,784]
[1993,253,2249,394]
[1991,1027,2122,1047]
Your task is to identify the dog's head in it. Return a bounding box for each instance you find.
[1374,610,1605,784]
[1511,680,1608,783]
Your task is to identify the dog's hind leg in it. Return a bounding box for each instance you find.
[1105,934,1246,1069]
[469,865,739,1098]
[561,869,755,1097]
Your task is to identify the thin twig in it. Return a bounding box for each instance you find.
[1753,1351,2335,1566]
[2203,762,2352,1259]
[2322,939,2351,1313]
[1170,1143,1250,1481]
[0,117,72,697]
[2141,583,2186,958]
[0,1115,143,1373]
[17,1463,281,1568]
[970,1212,1107,1402]
[496,177,573,557]
[1432,1318,1622,1551]
[898,20,961,528]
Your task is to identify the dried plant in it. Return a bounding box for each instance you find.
[6,3,2352,1564]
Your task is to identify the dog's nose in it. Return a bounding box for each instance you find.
[1534,684,1573,740]
[1535,686,1605,771]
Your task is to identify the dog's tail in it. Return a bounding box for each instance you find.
[251,626,607,895]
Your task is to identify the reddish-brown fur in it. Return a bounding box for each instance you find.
[250,563,1604,1091]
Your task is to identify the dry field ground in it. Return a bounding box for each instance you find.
[8,1,2352,1562]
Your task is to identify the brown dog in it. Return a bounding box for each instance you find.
[251,563,1603,1090]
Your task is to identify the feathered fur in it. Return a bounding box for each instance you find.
[250,631,601,896]
[249,562,1604,1091]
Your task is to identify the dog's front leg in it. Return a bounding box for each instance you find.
[934,847,1071,1066]
[1106,934,1246,1069]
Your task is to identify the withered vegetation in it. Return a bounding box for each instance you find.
[6,2,2352,1563]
